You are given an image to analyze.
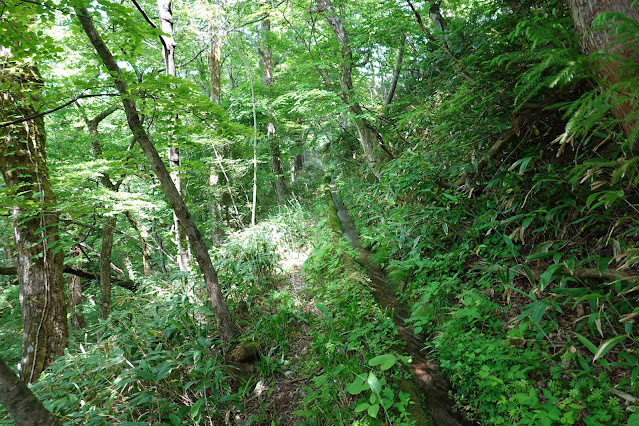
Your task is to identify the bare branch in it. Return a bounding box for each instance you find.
[0,93,118,128]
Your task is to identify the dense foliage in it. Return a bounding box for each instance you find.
[1,0,638,424]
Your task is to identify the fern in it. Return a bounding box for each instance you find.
[492,12,586,110]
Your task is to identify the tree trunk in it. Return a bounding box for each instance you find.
[259,18,287,202]
[208,26,224,104]
[0,356,62,426]
[314,0,391,178]
[0,58,68,382]
[68,245,86,329]
[159,0,191,272]
[75,6,238,342]
[384,37,405,106]
[566,0,639,150]
[99,215,117,320]
[151,210,168,274]
[124,211,153,275]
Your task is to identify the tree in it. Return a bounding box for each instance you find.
[313,0,393,178]
[74,5,238,343]
[0,356,62,426]
[566,0,639,150]
[158,0,191,273]
[258,16,288,201]
[0,52,68,382]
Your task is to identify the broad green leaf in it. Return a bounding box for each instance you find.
[347,375,369,395]
[593,335,627,362]
[368,354,397,371]
[367,403,380,418]
[367,372,381,394]
[354,402,370,413]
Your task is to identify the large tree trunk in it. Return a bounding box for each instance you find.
[258,18,288,202]
[75,6,238,342]
[567,0,639,150]
[0,356,62,426]
[0,58,68,382]
[314,0,392,178]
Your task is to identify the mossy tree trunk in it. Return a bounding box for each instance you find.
[0,59,68,382]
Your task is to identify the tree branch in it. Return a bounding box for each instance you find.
[0,265,137,291]
[0,93,119,128]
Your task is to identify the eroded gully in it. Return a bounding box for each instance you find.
[329,183,473,426]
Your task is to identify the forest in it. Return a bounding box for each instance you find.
[1,0,638,424]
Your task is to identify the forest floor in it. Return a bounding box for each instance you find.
[233,249,316,425]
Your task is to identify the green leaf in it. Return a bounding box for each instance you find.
[593,335,627,362]
[315,302,330,316]
[575,333,598,355]
[598,257,612,274]
[368,354,397,371]
[354,402,370,413]
[367,403,380,418]
[190,399,204,418]
[367,372,381,394]
[539,263,564,290]
[347,375,369,395]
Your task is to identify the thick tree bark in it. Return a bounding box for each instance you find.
[75,6,238,342]
[0,356,62,426]
[566,0,639,150]
[314,0,392,178]
[0,59,68,382]
[258,18,288,202]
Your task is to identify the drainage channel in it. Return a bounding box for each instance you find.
[329,183,472,426]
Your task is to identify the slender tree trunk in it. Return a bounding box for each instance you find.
[75,6,238,342]
[0,356,62,426]
[69,244,86,329]
[258,18,287,202]
[384,37,405,106]
[98,215,117,320]
[159,0,191,272]
[567,0,639,150]
[84,106,123,319]
[151,210,168,274]
[208,26,224,104]
[124,211,153,275]
[0,58,68,382]
[314,0,392,178]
